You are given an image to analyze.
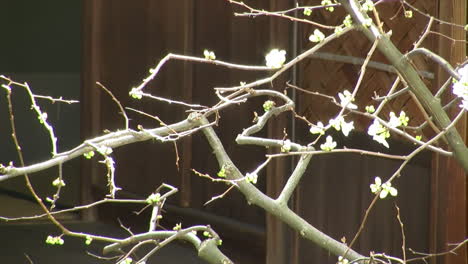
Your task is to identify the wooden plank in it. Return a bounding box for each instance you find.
[81,0,104,221]
[431,1,467,264]
[291,128,432,263]
[265,0,295,263]
[179,0,194,208]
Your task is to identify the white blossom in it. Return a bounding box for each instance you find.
[338,256,349,264]
[309,29,325,43]
[281,139,292,152]
[388,112,400,128]
[370,176,382,193]
[368,119,390,148]
[329,116,354,137]
[338,90,358,110]
[453,64,468,110]
[329,117,341,131]
[265,49,286,69]
[246,172,258,184]
[310,121,325,135]
[362,0,374,12]
[320,135,337,151]
[398,111,409,126]
[461,99,468,110]
[380,182,398,198]
[370,176,398,199]
[203,49,216,60]
[341,119,354,137]
[388,111,409,128]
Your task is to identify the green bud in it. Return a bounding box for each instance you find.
[83,151,95,159]
[217,167,226,178]
[263,100,275,112]
[404,10,413,18]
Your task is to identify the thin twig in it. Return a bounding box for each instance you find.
[204,185,236,206]
[395,204,407,263]
[97,82,129,130]
[407,239,468,263]
[0,198,147,222]
[3,85,71,235]
[133,53,274,94]
[408,91,442,135]
[413,16,434,48]
[33,94,79,104]
[374,77,401,116]
[267,148,407,160]
[140,91,208,109]
[343,194,380,259]
[229,0,337,29]
[402,0,468,30]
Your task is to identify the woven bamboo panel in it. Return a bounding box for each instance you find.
[299,0,437,136]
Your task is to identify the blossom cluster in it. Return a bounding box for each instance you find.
[265,49,286,69]
[370,177,398,199]
[453,64,468,111]
[368,111,409,148]
[329,116,354,137]
[338,90,357,110]
[309,29,325,43]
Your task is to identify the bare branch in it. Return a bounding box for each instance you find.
[96,82,130,130]
[276,153,313,205]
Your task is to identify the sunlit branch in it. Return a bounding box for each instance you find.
[215,25,355,93]
[267,149,407,160]
[229,0,337,29]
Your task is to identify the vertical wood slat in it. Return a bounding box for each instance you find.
[81,0,104,221]
[179,0,194,208]
[265,0,295,263]
[432,1,467,264]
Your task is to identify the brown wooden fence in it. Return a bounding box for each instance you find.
[82,1,466,263]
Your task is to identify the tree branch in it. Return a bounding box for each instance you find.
[337,0,468,172]
[199,117,364,261]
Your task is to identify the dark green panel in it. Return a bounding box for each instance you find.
[0,0,80,72]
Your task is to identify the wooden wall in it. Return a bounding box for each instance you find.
[432,1,467,264]
[82,1,466,263]
[82,0,274,262]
